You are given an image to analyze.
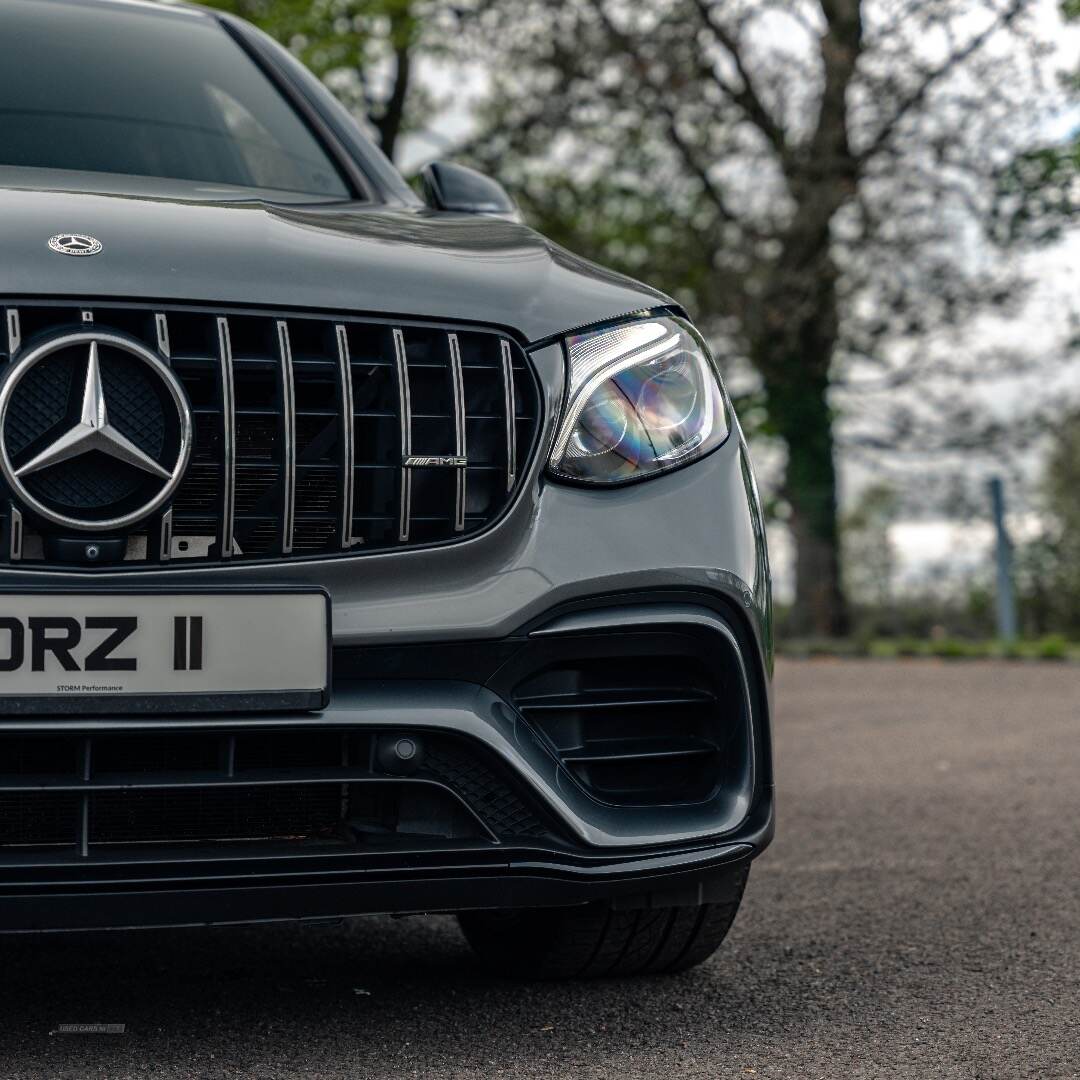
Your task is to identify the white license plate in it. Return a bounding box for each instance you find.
[0,591,329,710]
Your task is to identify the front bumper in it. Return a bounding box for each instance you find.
[0,597,773,932]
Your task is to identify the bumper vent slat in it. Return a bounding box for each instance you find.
[0,301,539,568]
[515,688,716,711]
[559,737,718,766]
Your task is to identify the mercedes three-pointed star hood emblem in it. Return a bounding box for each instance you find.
[48,234,103,257]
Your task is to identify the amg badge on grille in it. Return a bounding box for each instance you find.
[0,332,192,531]
[403,456,468,468]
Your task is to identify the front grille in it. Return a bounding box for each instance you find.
[0,301,540,567]
[0,728,551,857]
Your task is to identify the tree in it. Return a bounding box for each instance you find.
[456,0,1062,635]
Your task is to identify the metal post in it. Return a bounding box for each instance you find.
[989,477,1017,642]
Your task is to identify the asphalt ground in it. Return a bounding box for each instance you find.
[1,659,1077,1079]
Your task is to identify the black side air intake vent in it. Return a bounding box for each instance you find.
[509,626,749,808]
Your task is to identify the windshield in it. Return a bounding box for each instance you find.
[0,0,352,201]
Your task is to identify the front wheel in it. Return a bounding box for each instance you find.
[458,863,749,980]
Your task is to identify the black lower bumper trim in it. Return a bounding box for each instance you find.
[0,842,753,932]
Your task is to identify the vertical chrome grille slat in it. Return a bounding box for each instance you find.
[5,309,20,358]
[335,325,355,549]
[393,328,413,543]
[155,313,171,360]
[159,509,173,562]
[448,333,467,533]
[216,316,236,559]
[501,339,518,494]
[277,320,296,555]
[9,506,22,562]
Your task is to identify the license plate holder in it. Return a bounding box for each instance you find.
[0,588,330,716]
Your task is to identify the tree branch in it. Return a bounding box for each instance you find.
[808,0,862,174]
[585,0,749,229]
[858,0,1026,164]
[688,0,789,158]
[374,35,412,162]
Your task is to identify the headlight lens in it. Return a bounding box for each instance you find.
[549,316,729,484]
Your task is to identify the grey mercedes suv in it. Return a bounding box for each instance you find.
[0,0,773,978]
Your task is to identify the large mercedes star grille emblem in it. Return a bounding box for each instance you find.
[0,332,192,532]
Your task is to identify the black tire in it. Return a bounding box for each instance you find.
[458,862,749,980]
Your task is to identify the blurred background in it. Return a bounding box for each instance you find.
[195,0,1080,657]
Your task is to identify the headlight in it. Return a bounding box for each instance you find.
[549,316,730,484]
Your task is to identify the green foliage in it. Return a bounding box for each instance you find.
[1037,634,1069,660]
[928,638,973,660]
[779,636,1079,661]
[995,143,1080,245]
[995,0,1080,244]
[868,639,899,658]
[894,638,925,658]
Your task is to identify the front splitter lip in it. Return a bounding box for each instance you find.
[0,841,755,933]
[0,839,755,893]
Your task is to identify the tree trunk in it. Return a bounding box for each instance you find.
[767,371,849,637]
[374,30,413,163]
[375,2,416,164]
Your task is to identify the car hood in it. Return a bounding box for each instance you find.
[0,182,672,344]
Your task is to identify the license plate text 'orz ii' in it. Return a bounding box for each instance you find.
[0,592,328,703]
